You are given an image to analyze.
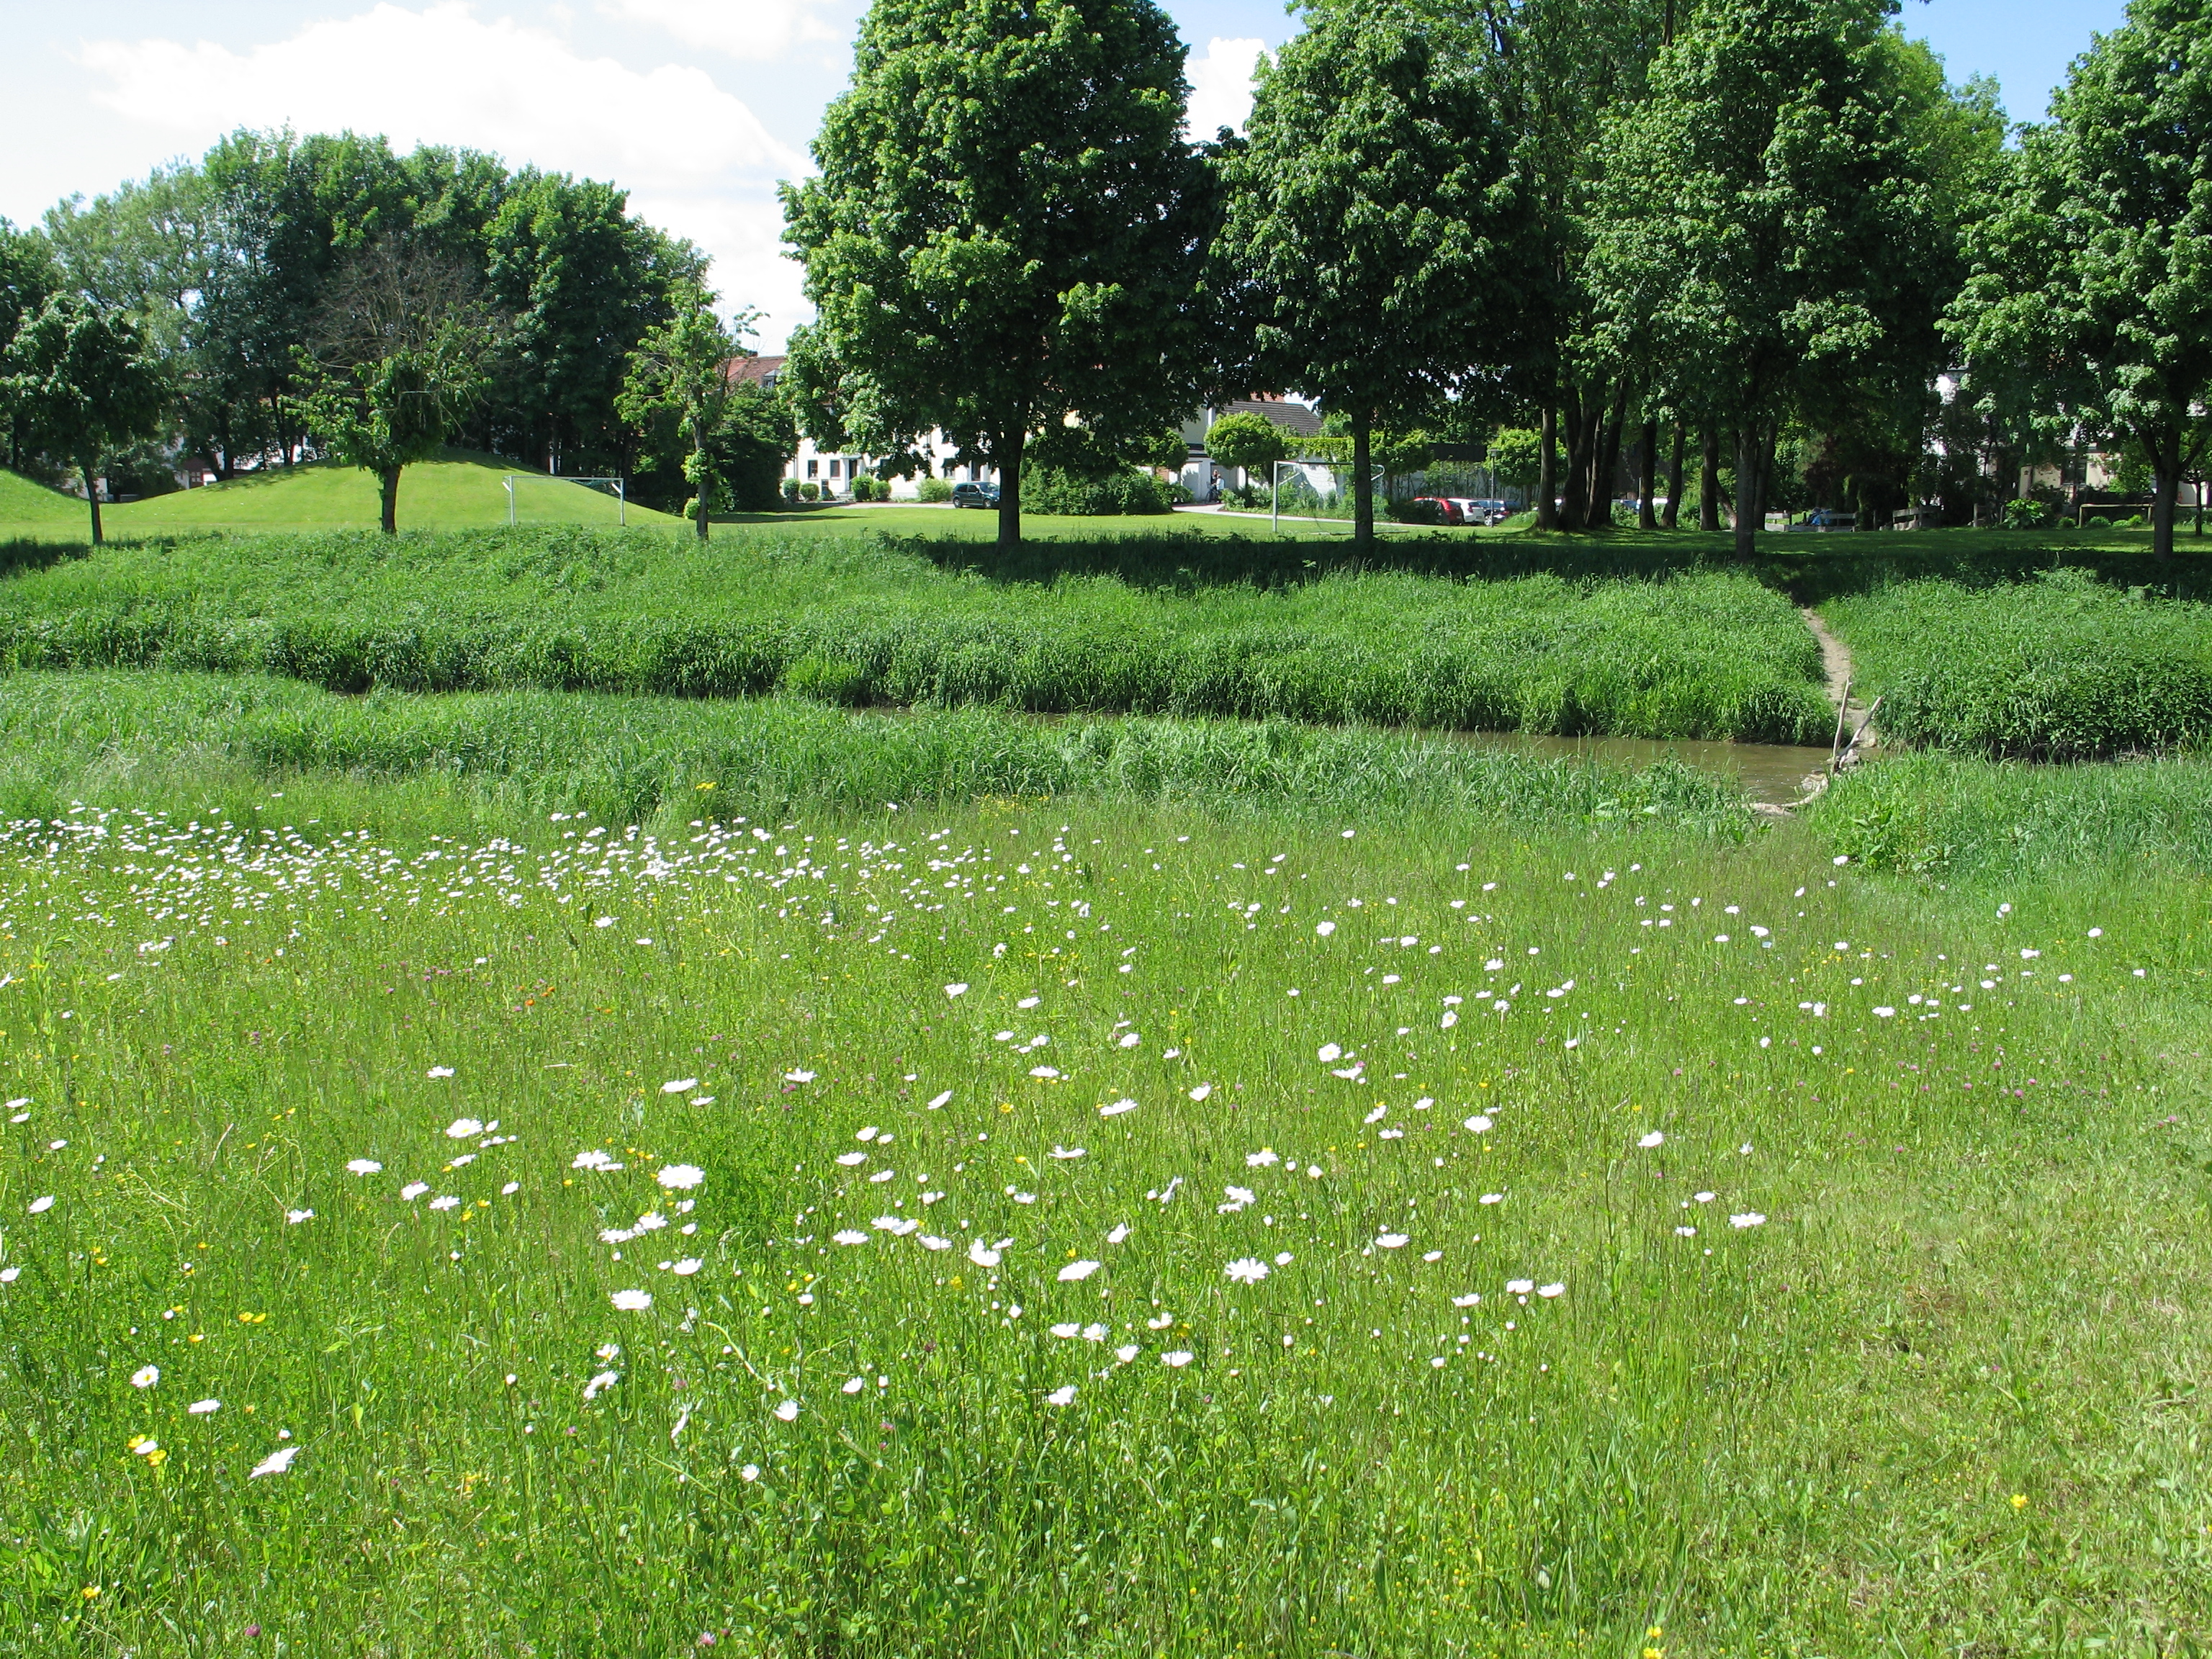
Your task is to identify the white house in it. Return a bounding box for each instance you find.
[734,358,1325,502]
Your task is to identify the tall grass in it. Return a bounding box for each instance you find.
[0,669,1752,837]
[0,529,1833,742]
[1825,570,2212,757]
[1807,747,2212,877]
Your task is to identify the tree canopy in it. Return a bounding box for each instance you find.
[782,0,1217,550]
[1213,0,1527,550]
[1950,0,2212,555]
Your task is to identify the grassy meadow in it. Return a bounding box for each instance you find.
[1,514,2211,1653]
[3,790,2208,1657]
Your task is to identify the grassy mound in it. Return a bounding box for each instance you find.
[0,669,1750,837]
[86,454,685,536]
[0,527,1834,743]
[0,467,91,536]
[1824,570,2212,757]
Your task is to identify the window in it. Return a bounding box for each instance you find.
[829,459,842,479]
[806,459,818,478]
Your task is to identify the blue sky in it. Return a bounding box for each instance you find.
[0,0,2128,349]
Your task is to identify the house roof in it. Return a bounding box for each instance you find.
[726,354,786,388]
[1216,397,1322,437]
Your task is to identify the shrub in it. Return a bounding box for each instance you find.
[2001,498,2047,530]
[780,477,801,503]
[848,474,879,503]
[1024,466,1176,516]
[800,482,820,502]
[917,476,953,503]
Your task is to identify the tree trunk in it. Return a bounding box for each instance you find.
[2152,462,2177,562]
[692,417,711,544]
[1732,426,1762,557]
[1594,385,1630,528]
[996,420,1025,554]
[379,465,401,535]
[1559,389,1599,531]
[1699,426,1720,533]
[1536,405,1559,531]
[82,463,104,547]
[1636,421,1658,531]
[1663,421,1683,529]
[1352,415,1374,553]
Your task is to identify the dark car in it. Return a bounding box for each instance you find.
[951,481,1000,509]
[1401,496,1466,526]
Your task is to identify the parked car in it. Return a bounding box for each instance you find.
[1447,497,1511,526]
[1401,496,1467,525]
[951,481,1000,509]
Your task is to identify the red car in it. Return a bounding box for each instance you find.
[1402,496,1466,525]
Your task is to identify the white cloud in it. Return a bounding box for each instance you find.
[76,4,803,186]
[1187,36,1266,140]
[601,0,846,60]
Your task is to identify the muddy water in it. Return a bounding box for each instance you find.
[1444,730,1837,804]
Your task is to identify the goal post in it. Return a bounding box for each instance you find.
[1271,460,1385,536]
[504,475,627,528]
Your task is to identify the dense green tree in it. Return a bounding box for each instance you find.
[1950,0,2212,557]
[1487,426,1543,494]
[486,171,704,476]
[1216,0,1524,550]
[619,289,745,542]
[783,0,1215,551]
[1202,410,1289,485]
[1592,0,1951,554]
[292,240,501,532]
[1479,0,1673,531]
[0,295,168,544]
[0,220,60,471]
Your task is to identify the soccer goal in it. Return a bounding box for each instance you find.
[1270,461,1385,536]
[504,474,627,527]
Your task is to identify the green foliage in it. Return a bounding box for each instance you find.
[1204,411,1289,478]
[617,287,744,542]
[1216,1,1523,549]
[916,475,953,503]
[485,168,706,471]
[1021,465,1178,516]
[1949,0,2212,557]
[781,0,1213,547]
[0,294,168,544]
[1488,426,1542,491]
[0,528,1832,742]
[800,481,820,502]
[1825,570,2212,756]
[289,243,500,534]
[1594,0,1956,552]
[847,472,879,503]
